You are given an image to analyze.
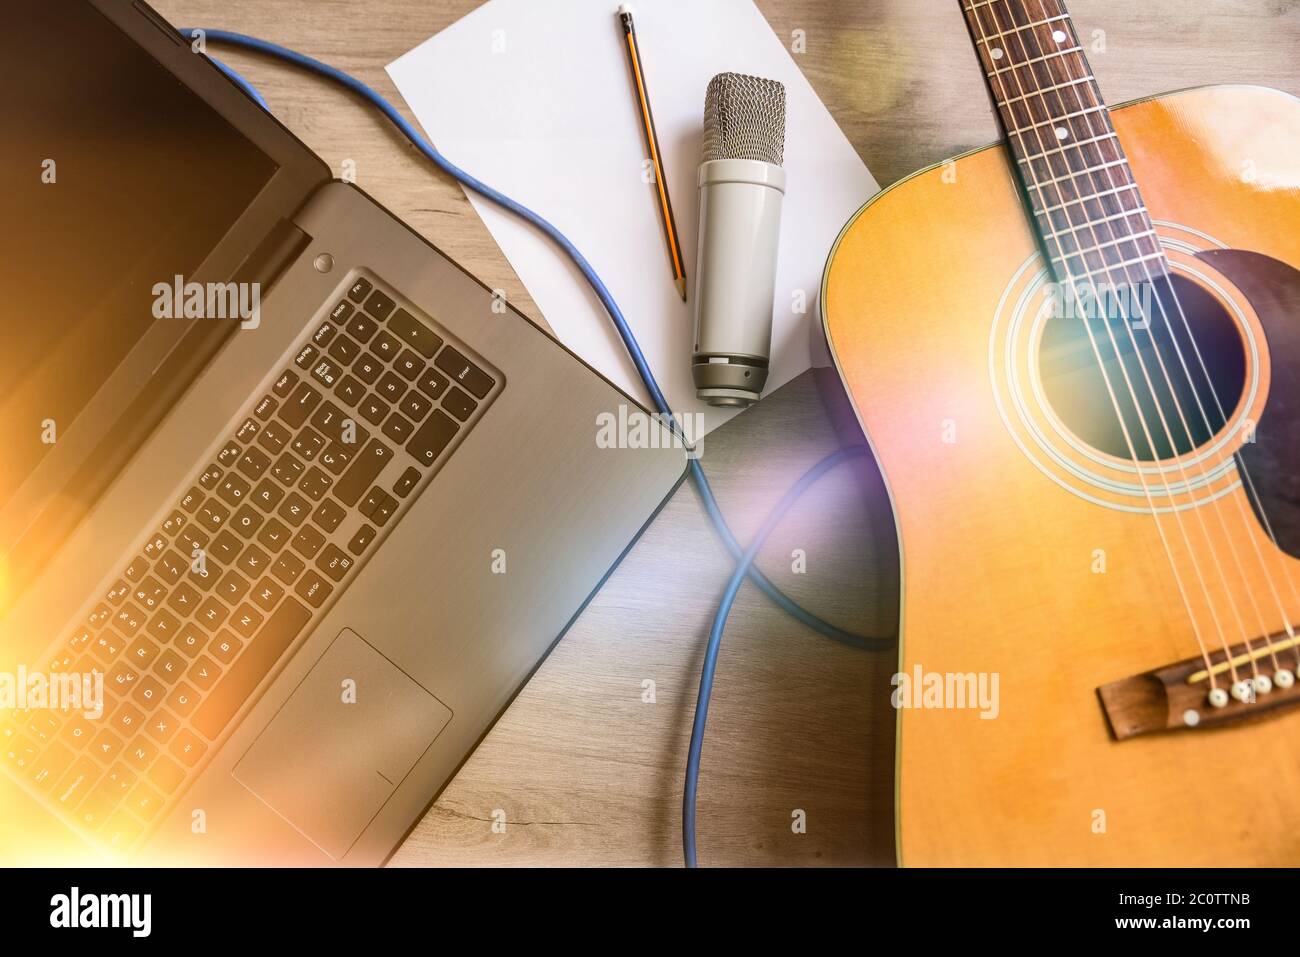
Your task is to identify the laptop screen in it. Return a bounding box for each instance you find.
[1,2,280,509]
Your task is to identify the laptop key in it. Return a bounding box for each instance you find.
[346,312,378,344]
[251,577,285,612]
[358,394,389,426]
[393,349,424,381]
[179,487,204,513]
[291,524,326,559]
[347,277,372,303]
[312,321,338,348]
[231,504,264,539]
[335,374,365,407]
[102,810,144,852]
[393,467,420,498]
[316,545,354,582]
[311,357,344,389]
[210,530,243,564]
[371,494,397,528]
[256,518,291,553]
[376,371,406,403]
[294,344,318,370]
[416,366,450,400]
[364,289,395,320]
[371,329,401,361]
[125,738,160,772]
[152,650,186,685]
[435,346,494,399]
[347,524,376,556]
[311,498,346,533]
[148,756,185,795]
[398,391,432,422]
[235,417,259,443]
[167,682,200,716]
[169,729,207,768]
[353,353,383,384]
[271,369,299,398]
[319,443,354,476]
[328,335,360,364]
[29,743,75,791]
[257,419,292,455]
[279,382,322,429]
[381,412,414,445]
[191,597,311,740]
[389,309,443,358]
[271,551,306,585]
[278,492,312,527]
[330,299,354,324]
[406,410,458,467]
[52,756,101,809]
[332,438,395,506]
[124,781,165,821]
[443,386,477,422]
[295,571,333,609]
[271,453,307,487]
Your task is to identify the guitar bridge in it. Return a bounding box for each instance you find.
[1098,630,1300,739]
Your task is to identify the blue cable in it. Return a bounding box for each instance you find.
[185,29,894,864]
[683,444,870,867]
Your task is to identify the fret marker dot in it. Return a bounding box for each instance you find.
[1052,29,1068,43]
[1054,126,1070,140]
[991,47,1004,60]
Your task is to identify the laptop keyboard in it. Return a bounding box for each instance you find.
[0,272,501,855]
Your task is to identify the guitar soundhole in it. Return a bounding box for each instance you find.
[1037,275,1246,461]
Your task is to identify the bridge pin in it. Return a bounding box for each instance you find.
[1230,680,1255,703]
[1207,687,1230,708]
[1275,669,1296,690]
[1253,674,1273,695]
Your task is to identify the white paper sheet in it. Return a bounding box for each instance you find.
[388,0,878,432]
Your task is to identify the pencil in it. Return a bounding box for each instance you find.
[618,4,688,302]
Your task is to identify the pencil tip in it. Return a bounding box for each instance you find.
[676,277,687,302]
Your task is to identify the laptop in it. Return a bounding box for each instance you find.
[0,0,686,865]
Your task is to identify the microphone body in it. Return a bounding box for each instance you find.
[691,73,787,407]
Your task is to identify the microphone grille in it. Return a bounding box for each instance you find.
[702,72,786,167]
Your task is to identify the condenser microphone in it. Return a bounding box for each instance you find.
[691,72,787,407]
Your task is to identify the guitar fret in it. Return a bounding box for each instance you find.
[1039,182,1140,214]
[996,76,1095,108]
[1025,158,1130,191]
[1014,104,1108,134]
[1015,130,1118,163]
[962,0,1156,286]
[1050,229,1161,261]
[1040,204,1150,238]
[974,14,1071,41]
[1070,250,1168,280]
[987,46,1083,77]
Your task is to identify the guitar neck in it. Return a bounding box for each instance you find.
[958,0,1168,291]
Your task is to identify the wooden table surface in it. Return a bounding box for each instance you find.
[156,0,1300,866]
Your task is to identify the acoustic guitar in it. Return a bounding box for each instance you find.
[821,0,1300,865]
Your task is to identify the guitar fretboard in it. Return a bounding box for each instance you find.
[959,0,1167,292]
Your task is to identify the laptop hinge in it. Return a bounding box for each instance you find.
[234,217,312,294]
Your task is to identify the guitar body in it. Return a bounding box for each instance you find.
[821,85,1300,866]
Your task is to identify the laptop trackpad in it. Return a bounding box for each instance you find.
[232,628,452,860]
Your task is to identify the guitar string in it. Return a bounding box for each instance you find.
[1010,0,1280,684]
[1026,0,1298,680]
[981,0,1261,690]
[966,2,1225,687]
